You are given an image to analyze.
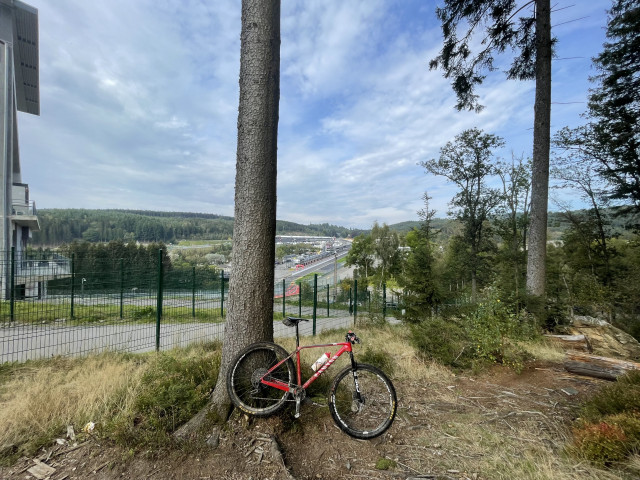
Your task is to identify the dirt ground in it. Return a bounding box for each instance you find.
[0,358,613,480]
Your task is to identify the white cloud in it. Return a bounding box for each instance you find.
[14,0,612,229]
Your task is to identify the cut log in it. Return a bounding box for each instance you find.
[564,352,640,381]
[545,334,592,352]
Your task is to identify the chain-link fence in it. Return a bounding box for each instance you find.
[0,249,393,363]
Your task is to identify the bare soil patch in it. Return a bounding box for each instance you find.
[0,361,613,480]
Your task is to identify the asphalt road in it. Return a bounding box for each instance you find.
[0,315,365,363]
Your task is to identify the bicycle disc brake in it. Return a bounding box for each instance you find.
[351,393,366,413]
[250,368,268,394]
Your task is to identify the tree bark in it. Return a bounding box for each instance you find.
[564,352,640,381]
[174,0,280,440]
[526,0,552,300]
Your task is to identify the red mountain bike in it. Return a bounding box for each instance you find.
[226,316,397,439]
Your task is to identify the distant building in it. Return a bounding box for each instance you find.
[0,0,40,299]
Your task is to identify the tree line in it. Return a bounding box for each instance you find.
[30,209,365,246]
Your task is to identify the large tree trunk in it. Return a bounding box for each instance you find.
[174,0,281,440]
[564,352,640,381]
[525,0,552,300]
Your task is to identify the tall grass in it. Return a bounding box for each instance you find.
[0,342,221,463]
[0,354,145,461]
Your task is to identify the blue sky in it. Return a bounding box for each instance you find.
[17,0,612,228]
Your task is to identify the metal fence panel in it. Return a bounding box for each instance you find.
[0,249,367,363]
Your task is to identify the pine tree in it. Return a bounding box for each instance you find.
[429,0,552,300]
[400,194,440,322]
[587,0,640,208]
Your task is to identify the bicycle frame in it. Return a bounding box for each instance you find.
[259,340,355,393]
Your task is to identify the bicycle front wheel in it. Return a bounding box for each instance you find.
[227,342,295,417]
[328,363,397,439]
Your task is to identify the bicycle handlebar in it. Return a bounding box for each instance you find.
[346,331,360,345]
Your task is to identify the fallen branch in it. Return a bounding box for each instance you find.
[564,352,640,381]
[545,334,592,352]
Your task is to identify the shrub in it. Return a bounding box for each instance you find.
[107,345,220,446]
[571,370,640,465]
[464,290,538,371]
[359,347,395,376]
[409,317,473,369]
[572,421,628,466]
[581,370,640,421]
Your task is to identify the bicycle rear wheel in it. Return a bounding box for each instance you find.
[227,342,295,417]
[328,363,397,439]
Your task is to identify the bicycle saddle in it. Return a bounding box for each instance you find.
[282,316,309,327]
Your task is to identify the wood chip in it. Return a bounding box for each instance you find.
[27,459,56,479]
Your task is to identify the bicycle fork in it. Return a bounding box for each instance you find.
[349,352,364,411]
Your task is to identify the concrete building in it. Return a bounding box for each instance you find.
[0,0,40,299]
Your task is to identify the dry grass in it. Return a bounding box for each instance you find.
[0,326,637,479]
[0,354,146,455]
[522,338,567,363]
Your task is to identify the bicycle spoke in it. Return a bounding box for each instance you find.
[329,364,396,439]
[227,342,295,416]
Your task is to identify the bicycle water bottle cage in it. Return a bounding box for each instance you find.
[283,316,308,327]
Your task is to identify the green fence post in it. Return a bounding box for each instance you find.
[354,279,358,325]
[220,270,225,317]
[383,283,387,319]
[282,278,286,318]
[312,274,318,335]
[326,284,330,317]
[70,253,75,319]
[192,266,196,318]
[156,249,164,351]
[298,281,302,317]
[119,258,124,319]
[9,247,15,322]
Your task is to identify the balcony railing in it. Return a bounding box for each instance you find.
[12,201,37,216]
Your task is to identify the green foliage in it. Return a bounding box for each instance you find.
[106,346,221,447]
[429,0,541,112]
[359,347,395,376]
[375,458,397,470]
[464,291,538,372]
[586,0,640,207]
[410,317,473,369]
[572,421,629,466]
[346,224,403,288]
[581,370,640,421]
[31,209,364,246]
[493,156,531,309]
[421,128,503,301]
[400,194,440,322]
[571,371,640,466]
[130,306,156,320]
[409,288,539,372]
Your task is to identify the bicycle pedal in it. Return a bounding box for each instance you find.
[302,397,326,407]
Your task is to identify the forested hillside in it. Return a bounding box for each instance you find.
[30,209,366,246]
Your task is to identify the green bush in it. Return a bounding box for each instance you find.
[581,370,640,421]
[410,317,473,369]
[464,292,538,371]
[572,421,628,466]
[571,370,640,465]
[359,346,395,376]
[107,344,220,446]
